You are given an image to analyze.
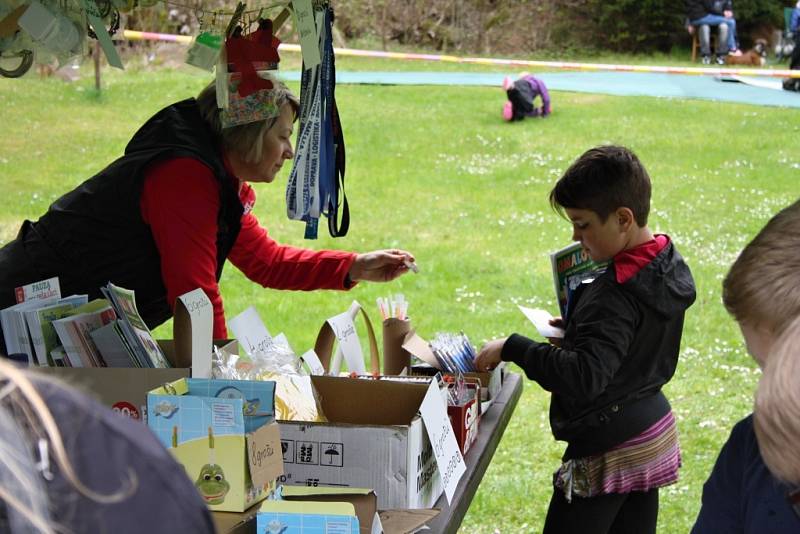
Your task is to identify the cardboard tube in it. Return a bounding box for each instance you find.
[382,318,412,375]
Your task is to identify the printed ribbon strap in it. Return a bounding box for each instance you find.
[286,9,325,238]
[323,7,348,238]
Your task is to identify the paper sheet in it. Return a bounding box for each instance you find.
[517,305,565,339]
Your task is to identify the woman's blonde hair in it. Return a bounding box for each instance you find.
[196,78,299,164]
[0,360,137,533]
[754,314,800,484]
[722,198,800,333]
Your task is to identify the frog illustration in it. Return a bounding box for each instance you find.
[195,463,229,505]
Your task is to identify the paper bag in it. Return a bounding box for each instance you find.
[382,318,411,375]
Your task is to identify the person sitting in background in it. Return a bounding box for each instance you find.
[0,73,415,351]
[0,358,215,533]
[685,0,741,65]
[691,198,800,533]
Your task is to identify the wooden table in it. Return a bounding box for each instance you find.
[423,372,523,533]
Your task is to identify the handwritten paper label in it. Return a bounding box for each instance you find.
[419,381,465,504]
[292,0,320,69]
[228,306,273,356]
[327,310,366,374]
[300,349,325,375]
[247,422,284,489]
[15,277,60,304]
[175,288,213,377]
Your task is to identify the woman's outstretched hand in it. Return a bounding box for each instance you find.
[348,249,416,283]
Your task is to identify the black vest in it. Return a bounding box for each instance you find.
[0,99,244,330]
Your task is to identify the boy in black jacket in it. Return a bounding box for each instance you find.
[476,145,696,534]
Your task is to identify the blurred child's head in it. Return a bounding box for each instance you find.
[754,315,800,485]
[722,198,800,366]
[549,145,652,261]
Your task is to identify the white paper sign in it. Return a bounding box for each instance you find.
[291,0,320,69]
[327,310,366,375]
[419,380,465,504]
[176,288,213,378]
[300,349,325,375]
[518,305,565,339]
[228,306,273,356]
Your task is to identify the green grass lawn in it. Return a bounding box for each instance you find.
[1,49,799,533]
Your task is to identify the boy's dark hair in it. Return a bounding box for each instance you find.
[549,145,652,226]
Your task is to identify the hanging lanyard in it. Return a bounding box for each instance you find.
[285,6,348,239]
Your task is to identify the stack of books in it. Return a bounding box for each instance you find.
[1,277,170,368]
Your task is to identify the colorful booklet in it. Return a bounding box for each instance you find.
[550,242,609,318]
[101,282,171,368]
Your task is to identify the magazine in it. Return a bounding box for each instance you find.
[101,282,170,368]
[550,242,609,318]
[25,295,88,366]
[52,299,118,367]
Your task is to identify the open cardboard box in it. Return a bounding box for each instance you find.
[148,377,282,512]
[33,289,233,421]
[212,501,439,534]
[403,331,504,411]
[278,375,444,510]
[275,486,379,534]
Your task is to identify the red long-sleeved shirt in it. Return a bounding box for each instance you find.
[140,157,356,339]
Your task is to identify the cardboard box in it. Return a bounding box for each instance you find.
[31,289,233,421]
[212,507,259,534]
[278,376,443,510]
[148,377,283,512]
[447,382,480,455]
[32,339,235,420]
[411,363,504,410]
[281,486,379,534]
[257,501,360,534]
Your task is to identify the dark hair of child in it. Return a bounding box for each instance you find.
[549,145,651,226]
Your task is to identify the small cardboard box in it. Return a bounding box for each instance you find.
[403,332,504,410]
[32,289,232,421]
[278,376,443,510]
[447,382,480,455]
[257,500,360,534]
[281,486,379,534]
[410,363,504,411]
[147,377,283,512]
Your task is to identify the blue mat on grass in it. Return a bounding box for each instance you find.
[282,71,800,108]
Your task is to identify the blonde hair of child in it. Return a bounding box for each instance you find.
[754,314,800,484]
[0,360,138,532]
[722,198,800,333]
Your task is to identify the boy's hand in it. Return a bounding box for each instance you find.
[548,317,565,347]
[475,337,507,372]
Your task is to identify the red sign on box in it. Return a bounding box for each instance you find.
[112,401,141,420]
[447,384,480,455]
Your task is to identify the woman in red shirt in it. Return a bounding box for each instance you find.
[0,75,414,341]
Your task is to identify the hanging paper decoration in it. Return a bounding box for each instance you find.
[285,5,348,239]
[186,31,222,72]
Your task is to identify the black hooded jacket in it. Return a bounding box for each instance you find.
[502,239,696,458]
[0,99,243,331]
